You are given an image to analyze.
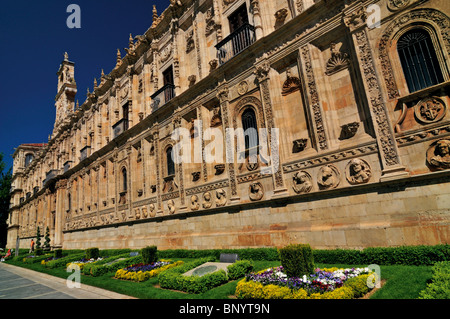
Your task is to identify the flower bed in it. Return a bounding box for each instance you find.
[236,266,374,299]
[66,257,104,270]
[115,260,184,282]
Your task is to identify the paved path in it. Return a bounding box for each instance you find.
[0,262,135,299]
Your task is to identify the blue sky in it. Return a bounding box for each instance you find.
[0,0,167,172]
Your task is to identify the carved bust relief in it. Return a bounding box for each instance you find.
[203,192,212,209]
[427,139,450,170]
[249,182,264,201]
[317,165,340,190]
[292,171,313,194]
[215,189,227,207]
[190,195,200,211]
[345,158,372,185]
[167,200,176,215]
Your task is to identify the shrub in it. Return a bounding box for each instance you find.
[278,244,314,278]
[227,260,254,280]
[418,261,450,299]
[344,274,370,298]
[54,249,63,259]
[141,246,158,264]
[85,248,100,260]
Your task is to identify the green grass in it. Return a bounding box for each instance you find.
[5,257,432,299]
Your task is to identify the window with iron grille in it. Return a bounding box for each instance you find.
[166,147,175,176]
[242,108,259,150]
[397,29,444,93]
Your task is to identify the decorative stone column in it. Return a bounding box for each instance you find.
[298,44,329,151]
[217,83,239,202]
[254,59,288,196]
[172,112,187,211]
[152,125,163,212]
[344,6,408,181]
[251,0,264,40]
[54,179,67,249]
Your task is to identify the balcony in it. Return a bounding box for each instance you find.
[112,119,129,139]
[80,146,91,161]
[150,83,175,112]
[215,23,256,65]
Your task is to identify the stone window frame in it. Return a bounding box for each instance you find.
[378,9,450,100]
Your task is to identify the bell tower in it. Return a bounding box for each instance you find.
[53,52,77,136]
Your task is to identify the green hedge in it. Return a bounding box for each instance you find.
[45,253,86,269]
[418,261,450,299]
[227,260,255,280]
[313,244,450,266]
[158,248,279,261]
[83,254,143,277]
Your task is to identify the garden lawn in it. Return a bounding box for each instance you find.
[5,258,432,299]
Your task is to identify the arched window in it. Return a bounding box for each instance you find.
[25,154,34,168]
[68,193,71,211]
[241,108,259,150]
[166,147,175,176]
[397,29,444,93]
[122,168,128,192]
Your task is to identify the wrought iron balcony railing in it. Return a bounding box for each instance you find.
[112,118,129,139]
[215,23,256,65]
[151,83,176,112]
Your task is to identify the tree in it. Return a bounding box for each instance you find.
[44,226,51,251]
[36,226,42,249]
[0,152,12,249]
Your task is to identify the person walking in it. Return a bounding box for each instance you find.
[30,239,35,253]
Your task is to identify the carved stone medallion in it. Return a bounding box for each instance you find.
[345,158,372,185]
[427,139,450,170]
[414,97,446,124]
[215,189,227,207]
[249,182,264,201]
[387,0,410,11]
[292,171,313,194]
[237,81,249,96]
[317,165,340,190]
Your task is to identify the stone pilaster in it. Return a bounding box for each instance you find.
[344,7,408,181]
[217,83,239,202]
[254,59,287,196]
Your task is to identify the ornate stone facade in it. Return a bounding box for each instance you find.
[7,0,450,250]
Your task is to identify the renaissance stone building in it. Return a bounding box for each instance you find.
[7,0,450,250]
